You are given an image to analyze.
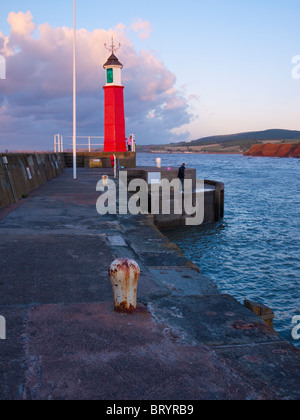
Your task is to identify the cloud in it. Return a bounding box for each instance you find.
[0,12,192,150]
[7,11,36,37]
[131,18,152,40]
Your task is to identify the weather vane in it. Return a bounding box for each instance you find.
[104,36,121,54]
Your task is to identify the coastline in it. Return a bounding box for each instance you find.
[137,151,243,155]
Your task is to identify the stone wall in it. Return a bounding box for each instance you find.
[120,167,225,228]
[0,153,65,209]
[63,152,136,169]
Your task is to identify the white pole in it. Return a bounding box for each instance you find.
[73,0,77,180]
[114,154,117,178]
[88,136,91,152]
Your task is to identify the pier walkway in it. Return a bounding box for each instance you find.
[0,169,299,400]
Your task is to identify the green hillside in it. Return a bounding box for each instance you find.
[178,129,300,147]
[137,129,300,154]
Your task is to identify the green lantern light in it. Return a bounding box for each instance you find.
[107,68,113,84]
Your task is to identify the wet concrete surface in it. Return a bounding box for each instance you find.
[0,168,300,400]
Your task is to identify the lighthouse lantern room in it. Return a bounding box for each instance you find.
[103,38,127,152]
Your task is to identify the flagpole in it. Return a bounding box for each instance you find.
[73,0,77,180]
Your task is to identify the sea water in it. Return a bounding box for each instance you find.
[137,153,300,348]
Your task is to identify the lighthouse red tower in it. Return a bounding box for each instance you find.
[103,39,127,152]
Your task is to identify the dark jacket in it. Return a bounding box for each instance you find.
[178,165,185,179]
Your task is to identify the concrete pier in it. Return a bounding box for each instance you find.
[0,168,300,400]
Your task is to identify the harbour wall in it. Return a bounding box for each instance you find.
[63,151,136,168]
[121,167,225,229]
[0,153,65,209]
[1,167,300,399]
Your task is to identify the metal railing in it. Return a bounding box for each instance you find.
[54,135,104,153]
[54,134,136,153]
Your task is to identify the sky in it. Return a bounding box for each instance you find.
[0,0,300,151]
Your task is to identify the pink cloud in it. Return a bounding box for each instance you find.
[7,11,36,37]
[165,97,187,110]
[0,12,192,150]
[131,18,152,40]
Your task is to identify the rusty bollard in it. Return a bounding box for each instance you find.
[102,175,108,186]
[109,258,140,313]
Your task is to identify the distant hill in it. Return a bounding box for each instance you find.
[178,129,300,146]
[138,129,300,154]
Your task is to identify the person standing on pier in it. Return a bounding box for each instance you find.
[127,136,132,152]
[178,163,186,189]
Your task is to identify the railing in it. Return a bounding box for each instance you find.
[54,135,104,153]
[54,134,136,153]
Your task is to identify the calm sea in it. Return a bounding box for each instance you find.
[137,153,300,348]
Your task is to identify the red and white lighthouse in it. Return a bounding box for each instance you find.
[103,39,127,152]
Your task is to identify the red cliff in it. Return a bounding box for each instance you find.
[244,143,300,158]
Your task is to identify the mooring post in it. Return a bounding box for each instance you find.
[102,175,108,187]
[244,299,275,329]
[109,258,140,313]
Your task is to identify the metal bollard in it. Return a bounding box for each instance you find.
[102,175,108,186]
[109,258,140,313]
